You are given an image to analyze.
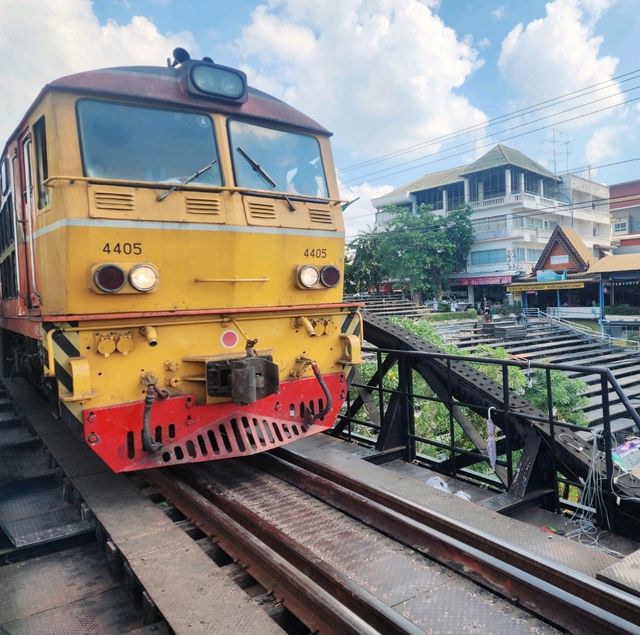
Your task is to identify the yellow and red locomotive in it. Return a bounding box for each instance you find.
[0,49,361,472]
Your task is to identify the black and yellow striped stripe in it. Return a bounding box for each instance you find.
[41,322,83,423]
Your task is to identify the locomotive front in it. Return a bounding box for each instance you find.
[30,53,361,471]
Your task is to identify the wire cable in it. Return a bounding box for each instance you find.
[339,68,640,174]
[342,94,640,185]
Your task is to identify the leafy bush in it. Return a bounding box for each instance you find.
[423,308,478,322]
[524,369,588,426]
[392,318,589,428]
[605,304,640,316]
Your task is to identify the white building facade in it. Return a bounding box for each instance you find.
[371,145,611,304]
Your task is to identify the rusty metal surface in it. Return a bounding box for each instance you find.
[380,459,493,503]
[39,430,109,478]
[2,587,144,634]
[4,378,285,635]
[147,469,384,635]
[193,460,561,633]
[286,435,618,577]
[397,577,557,634]
[598,549,640,597]
[0,444,55,486]
[0,482,71,523]
[0,544,123,624]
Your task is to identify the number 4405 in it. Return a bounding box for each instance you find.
[102,242,142,255]
[303,248,327,258]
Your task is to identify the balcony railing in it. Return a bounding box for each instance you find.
[469,192,560,211]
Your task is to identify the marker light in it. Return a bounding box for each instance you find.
[129,264,159,292]
[190,64,247,101]
[94,264,126,293]
[320,265,341,288]
[298,265,320,288]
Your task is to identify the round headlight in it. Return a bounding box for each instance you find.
[94,264,126,293]
[320,265,341,288]
[298,265,319,288]
[129,264,159,292]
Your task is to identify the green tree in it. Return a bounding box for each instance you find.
[382,203,473,302]
[444,205,475,271]
[345,228,388,293]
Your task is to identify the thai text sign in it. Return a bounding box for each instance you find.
[506,281,585,292]
[457,276,512,285]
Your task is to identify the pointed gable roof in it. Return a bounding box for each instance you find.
[533,225,594,273]
[460,144,560,180]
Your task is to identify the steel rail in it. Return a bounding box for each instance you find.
[258,450,640,634]
[178,465,424,635]
[144,468,418,635]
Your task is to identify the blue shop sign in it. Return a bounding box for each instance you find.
[536,270,566,282]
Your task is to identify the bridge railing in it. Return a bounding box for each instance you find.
[537,309,640,350]
[337,345,640,527]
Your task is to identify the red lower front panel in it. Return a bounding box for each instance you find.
[82,373,347,472]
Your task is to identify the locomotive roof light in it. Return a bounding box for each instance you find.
[189,63,247,101]
[297,265,320,289]
[320,265,341,288]
[170,46,248,101]
[94,264,126,293]
[129,264,159,292]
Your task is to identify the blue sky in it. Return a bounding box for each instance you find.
[3,0,639,237]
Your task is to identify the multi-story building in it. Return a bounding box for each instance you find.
[610,179,640,255]
[371,144,611,304]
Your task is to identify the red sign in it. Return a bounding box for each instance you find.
[455,276,512,286]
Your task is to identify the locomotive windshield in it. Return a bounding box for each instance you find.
[77,100,221,185]
[229,120,328,198]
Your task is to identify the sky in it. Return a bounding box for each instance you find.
[1,0,639,238]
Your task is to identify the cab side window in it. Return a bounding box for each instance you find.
[0,156,17,300]
[33,117,49,209]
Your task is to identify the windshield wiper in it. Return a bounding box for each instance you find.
[236,146,295,211]
[156,158,218,202]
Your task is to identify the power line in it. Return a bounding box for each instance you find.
[341,94,640,186]
[340,68,640,175]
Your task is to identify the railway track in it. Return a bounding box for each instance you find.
[3,361,640,632]
[146,452,640,634]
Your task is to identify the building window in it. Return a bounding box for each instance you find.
[514,247,542,262]
[470,249,507,266]
[527,248,543,261]
[513,216,543,229]
[524,171,541,194]
[474,215,507,233]
[415,187,443,210]
[445,181,465,209]
[613,219,628,233]
[467,168,506,201]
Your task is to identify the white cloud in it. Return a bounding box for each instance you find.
[338,180,394,240]
[498,0,620,127]
[585,125,627,164]
[492,5,506,19]
[0,0,195,142]
[234,0,487,158]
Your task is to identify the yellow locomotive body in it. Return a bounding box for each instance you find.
[0,55,361,471]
